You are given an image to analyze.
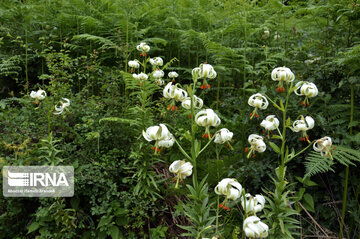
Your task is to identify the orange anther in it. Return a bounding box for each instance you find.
[151,147,155,150]
[245,147,248,152]
[219,204,223,208]
[189,115,192,118]
[201,85,204,89]
[252,154,256,158]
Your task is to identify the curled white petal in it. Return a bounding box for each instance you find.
[142,124,171,142]
[155,79,164,86]
[192,64,217,79]
[214,178,243,201]
[295,81,318,98]
[136,42,150,53]
[30,90,47,101]
[128,60,140,68]
[243,216,269,238]
[158,134,175,148]
[293,116,315,132]
[153,69,164,79]
[260,115,280,131]
[181,95,203,109]
[53,97,70,115]
[195,109,221,128]
[313,136,332,156]
[168,71,178,78]
[133,73,148,81]
[248,134,266,153]
[214,128,233,144]
[163,82,187,101]
[271,67,295,83]
[248,93,268,109]
[149,57,163,66]
[169,160,193,179]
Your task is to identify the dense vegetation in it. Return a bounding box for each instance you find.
[0,0,359,238]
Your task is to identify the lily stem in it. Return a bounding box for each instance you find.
[339,84,353,239]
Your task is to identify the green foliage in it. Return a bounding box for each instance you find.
[0,0,359,238]
[304,145,360,178]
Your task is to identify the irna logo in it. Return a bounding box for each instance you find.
[7,171,69,187]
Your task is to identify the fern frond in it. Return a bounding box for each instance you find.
[304,152,335,178]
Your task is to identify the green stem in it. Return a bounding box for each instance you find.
[191,78,198,184]
[197,135,215,157]
[25,30,29,94]
[216,78,220,111]
[216,195,219,234]
[287,141,314,163]
[280,84,291,178]
[196,226,212,239]
[174,139,192,162]
[339,84,353,239]
[47,108,51,136]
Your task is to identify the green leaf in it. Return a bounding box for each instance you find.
[271,135,282,140]
[109,225,123,239]
[303,193,315,212]
[27,222,40,234]
[268,141,281,154]
[194,139,201,157]
[279,100,284,111]
[97,216,112,229]
[286,117,291,127]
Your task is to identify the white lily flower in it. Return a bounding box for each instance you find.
[54,98,70,115]
[243,216,269,238]
[30,89,47,101]
[142,124,173,153]
[248,93,268,119]
[133,73,148,81]
[262,30,270,39]
[168,71,178,78]
[260,115,280,132]
[241,193,266,214]
[274,32,280,40]
[149,57,163,66]
[181,95,203,109]
[246,134,266,158]
[214,128,233,149]
[155,78,164,86]
[128,60,140,69]
[158,134,175,148]
[195,109,221,139]
[163,82,188,104]
[271,67,295,92]
[153,69,164,79]
[292,116,315,142]
[215,178,243,201]
[192,63,217,89]
[313,136,333,158]
[169,160,193,188]
[295,81,318,106]
[136,42,150,55]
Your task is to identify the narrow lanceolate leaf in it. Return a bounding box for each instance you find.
[268,141,281,154]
